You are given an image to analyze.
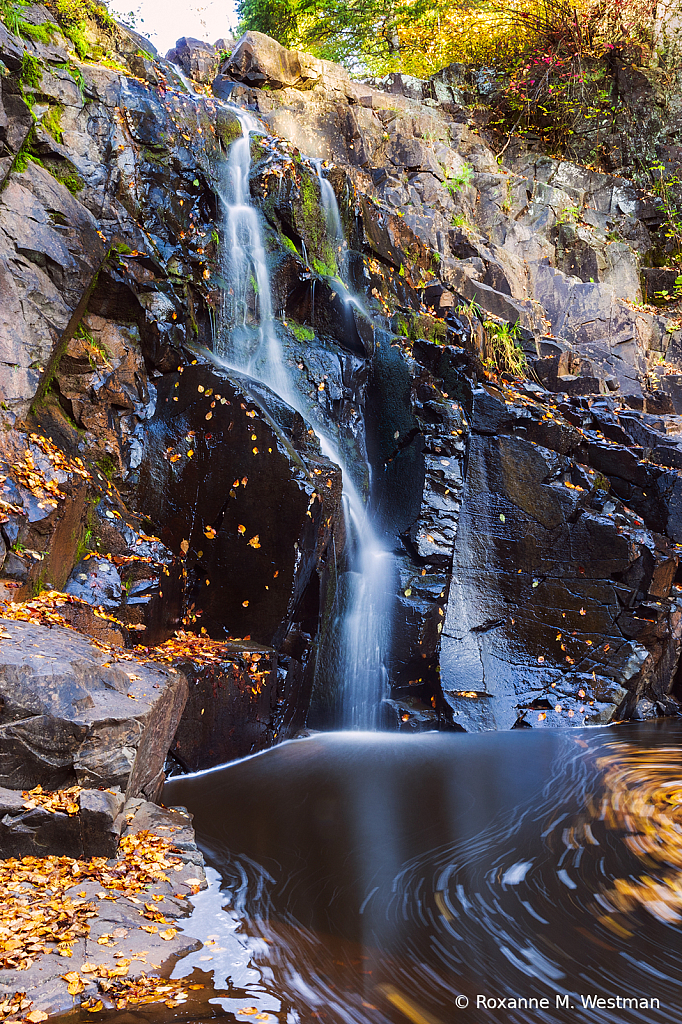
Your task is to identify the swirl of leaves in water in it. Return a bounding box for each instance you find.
[583,743,682,932]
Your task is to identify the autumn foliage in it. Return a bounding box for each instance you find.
[238,0,666,76]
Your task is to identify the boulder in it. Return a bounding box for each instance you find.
[221,30,325,90]
[0,619,187,797]
[0,785,125,858]
[166,37,219,83]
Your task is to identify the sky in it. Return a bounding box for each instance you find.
[109,0,239,58]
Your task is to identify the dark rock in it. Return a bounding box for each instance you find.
[66,555,122,611]
[135,363,342,647]
[439,432,680,730]
[171,645,285,770]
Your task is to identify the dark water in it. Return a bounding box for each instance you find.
[158,723,682,1024]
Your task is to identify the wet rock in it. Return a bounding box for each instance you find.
[66,555,123,611]
[170,645,287,770]
[0,619,187,796]
[135,362,342,647]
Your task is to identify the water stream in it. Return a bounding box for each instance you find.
[214,111,393,729]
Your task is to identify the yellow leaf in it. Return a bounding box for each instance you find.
[238,524,246,535]
[108,964,129,978]
[204,526,216,539]
[247,535,260,549]
[27,1012,49,1023]
[84,1000,103,1012]
[180,539,189,555]
[187,449,194,458]
[160,928,177,940]
[205,411,212,421]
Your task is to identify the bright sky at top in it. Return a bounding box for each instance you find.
[110,0,239,59]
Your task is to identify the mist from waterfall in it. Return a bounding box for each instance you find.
[215,111,393,730]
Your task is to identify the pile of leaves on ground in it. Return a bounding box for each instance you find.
[0,827,202,1021]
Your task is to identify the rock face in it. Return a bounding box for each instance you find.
[170,644,285,770]
[0,619,187,797]
[0,7,680,748]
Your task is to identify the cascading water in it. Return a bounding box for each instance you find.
[215,111,394,729]
[310,157,346,274]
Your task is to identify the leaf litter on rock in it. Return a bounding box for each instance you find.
[0,826,198,1020]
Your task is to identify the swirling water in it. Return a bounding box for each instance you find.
[161,723,682,1024]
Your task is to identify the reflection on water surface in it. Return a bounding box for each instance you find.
[58,723,682,1024]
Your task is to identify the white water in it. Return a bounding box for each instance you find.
[310,157,346,276]
[215,111,393,729]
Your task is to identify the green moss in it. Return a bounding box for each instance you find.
[45,158,85,193]
[20,20,60,44]
[42,104,64,144]
[12,127,43,173]
[280,233,299,255]
[289,322,314,342]
[30,567,49,597]
[64,22,88,58]
[311,255,336,277]
[74,526,92,563]
[218,115,242,149]
[48,0,114,31]
[96,453,116,479]
[392,310,447,345]
[61,170,84,193]
[297,171,337,277]
[19,52,42,89]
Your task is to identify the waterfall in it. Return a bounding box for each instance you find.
[215,111,394,730]
[310,158,346,276]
